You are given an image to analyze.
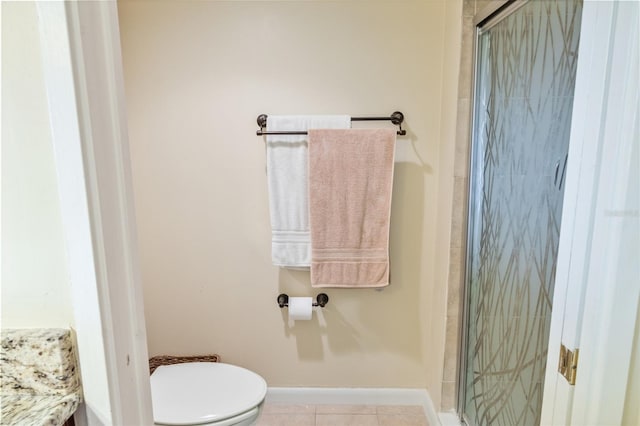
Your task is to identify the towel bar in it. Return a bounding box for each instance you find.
[277,293,329,308]
[256,111,406,136]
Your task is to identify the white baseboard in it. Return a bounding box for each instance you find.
[266,387,441,426]
[438,410,463,426]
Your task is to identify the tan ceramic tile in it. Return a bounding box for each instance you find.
[376,406,424,416]
[447,245,463,317]
[316,414,378,426]
[257,413,316,426]
[458,17,475,100]
[463,0,475,17]
[441,381,457,411]
[476,0,493,15]
[450,177,468,249]
[454,98,471,178]
[378,414,429,426]
[316,405,376,415]
[261,404,316,414]
[443,315,460,382]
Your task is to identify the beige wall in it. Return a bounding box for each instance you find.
[1,1,74,328]
[118,0,461,404]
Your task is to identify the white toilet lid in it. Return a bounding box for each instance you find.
[150,362,267,425]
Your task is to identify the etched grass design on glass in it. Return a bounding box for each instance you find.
[463,1,583,425]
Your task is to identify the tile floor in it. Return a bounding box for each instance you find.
[257,404,429,426]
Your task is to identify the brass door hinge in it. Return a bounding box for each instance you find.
[558,343,579,385]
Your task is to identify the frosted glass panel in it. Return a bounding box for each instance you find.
[462,1,582,425]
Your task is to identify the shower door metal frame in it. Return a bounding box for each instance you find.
[455,0,532,423]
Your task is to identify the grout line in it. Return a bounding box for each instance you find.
[262,403,430,425]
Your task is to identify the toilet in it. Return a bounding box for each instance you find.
[150,362,267,426]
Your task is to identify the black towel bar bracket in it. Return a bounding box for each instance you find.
[277,293,329,308]
[256,111,407,136]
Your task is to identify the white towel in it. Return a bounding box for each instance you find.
[266,115,351,268]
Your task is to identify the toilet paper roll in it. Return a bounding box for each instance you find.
[288,297,313,321]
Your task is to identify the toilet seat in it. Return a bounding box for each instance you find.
[150,362,267,425]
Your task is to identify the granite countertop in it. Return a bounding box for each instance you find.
[1,329,83,426]
[1,394,81,426]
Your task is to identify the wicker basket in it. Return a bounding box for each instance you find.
[149,354,220,375]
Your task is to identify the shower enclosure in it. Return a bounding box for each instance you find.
[459,1,583,425]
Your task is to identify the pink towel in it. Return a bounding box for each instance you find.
[307,129,396,288]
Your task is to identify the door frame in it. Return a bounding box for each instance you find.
[540,1,640,424]
[456,1,512,419]
[36,2,153,424]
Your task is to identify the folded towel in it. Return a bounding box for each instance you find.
[266,115,350,268]
[308,128,396,287]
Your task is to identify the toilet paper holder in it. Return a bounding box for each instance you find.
[277,293,329,308]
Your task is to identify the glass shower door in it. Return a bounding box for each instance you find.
[461,1,582,425]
